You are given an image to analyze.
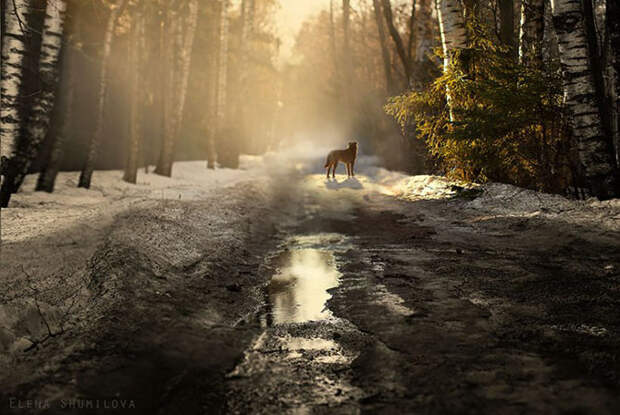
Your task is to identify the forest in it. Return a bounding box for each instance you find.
[1,0,618,207]
[1,1,620,414]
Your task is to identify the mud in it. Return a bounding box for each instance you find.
[2,170,620,414]
[222,176,620,414]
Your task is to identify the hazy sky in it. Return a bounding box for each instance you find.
[276,0,330,62]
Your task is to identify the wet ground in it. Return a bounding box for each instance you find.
[2,171,620,414]
[224,174,620,414]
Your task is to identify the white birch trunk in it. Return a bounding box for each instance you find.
[607,0,620,167]
[551,0,618,198]
[15,0,67,183]
[519,0,545,67]
[1,0,32,163]
[1,0,66,206]
[435,0,467,121]
[37,49,75,192]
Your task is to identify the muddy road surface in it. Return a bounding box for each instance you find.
[2,168,620,414]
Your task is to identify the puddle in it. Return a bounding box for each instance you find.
[267,248,341,324]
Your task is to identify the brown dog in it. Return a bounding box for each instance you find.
[324,142,358,179]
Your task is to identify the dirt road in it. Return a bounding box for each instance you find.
[2,164,620,414]
[225,174,620,414]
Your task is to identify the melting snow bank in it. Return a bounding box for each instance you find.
[0,165,286,399]
[298,156,473,201]
[360,168,471,200]
[466,183,620,232]
[299,155,619,232]
[1,158,265,242]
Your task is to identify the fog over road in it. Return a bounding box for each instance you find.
[2,155,619,414]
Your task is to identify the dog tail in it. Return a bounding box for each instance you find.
[324,154,330,168]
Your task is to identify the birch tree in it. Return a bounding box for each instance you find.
[518,0,545,68]
[78,0,127,188]
[1,0,32,175]
[608,0,620,165]
[36,45,76,192]
[435,0,468,120]
[1,0,67,207]
[551,0,618,198]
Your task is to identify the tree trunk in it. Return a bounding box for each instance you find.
[551,0,618,198]
[205,1,221,169]
[407,0,417,62]
[381,0,412,86]
[417,0,434,64]
[607,0,620,166]
[36,46,76,192]
[173,0,198,146]
[78,0,128,189]
[498,0,516,51]
[154,0,198,177]
[1,0,6,36]
[518,0,544,68]
[1,0,32,172]
[462,0,479,20]
[582,0,613,166]
[329,0,337,71]
[155,6,180,176]
[435,0,468,121]
[1,0,66,207]
[342,0,352,108]
[328,0,342,101]
[123,3,146,184]
[235,0,255,154]
[213,0,230,167]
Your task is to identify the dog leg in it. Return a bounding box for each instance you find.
[351,160,355,176]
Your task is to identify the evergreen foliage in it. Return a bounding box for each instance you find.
[385,24,574,193]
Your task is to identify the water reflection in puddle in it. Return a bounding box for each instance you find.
[268,249,341,324]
